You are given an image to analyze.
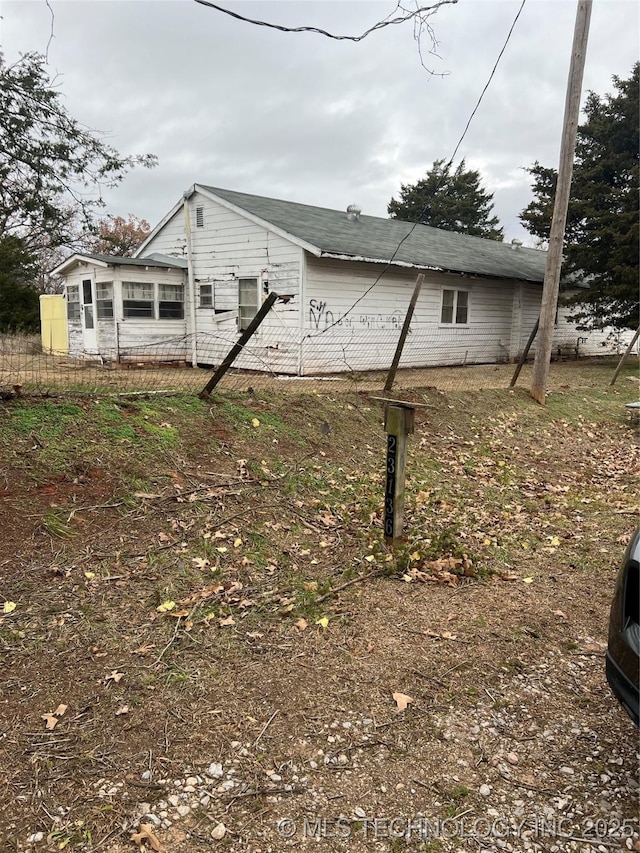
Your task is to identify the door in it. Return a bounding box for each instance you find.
[81,278,98,352]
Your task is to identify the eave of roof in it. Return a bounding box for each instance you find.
[52,252,188,276]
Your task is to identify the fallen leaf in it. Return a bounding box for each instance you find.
[41,713,58,730]
[156,600,176,613]
[115,705,130,716]
[499,572,518,581]
[294,618,308,632]
[54,704,68,717]
[523,577,534,584]
[392,692,414,711]
[84,571,95,579]
[251,418,260,428]
[552,610,567,619]
[219,615,235,626]
[105,670,124,684]
[133,643,155,656]
[233,537,242,547]
[316,616,329,629]
[2,601,16,614]
[131,823,163,851]
[211,822,226,840]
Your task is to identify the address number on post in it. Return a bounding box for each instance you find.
[384,433,397,538]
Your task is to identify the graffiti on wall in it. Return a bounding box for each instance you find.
[309,299,404,331]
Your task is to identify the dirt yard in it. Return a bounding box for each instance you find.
[0,362,638,852]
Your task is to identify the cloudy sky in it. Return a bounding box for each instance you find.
[2,0,638,244]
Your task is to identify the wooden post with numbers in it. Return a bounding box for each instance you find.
[383,402,415,544]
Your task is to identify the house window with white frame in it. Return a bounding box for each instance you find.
[159,283,184,319]
[96,282,114,319]
[66,285,81,320]
[238,277,259,331]
[199,284,213,308]
[123,282,155,319]
[440,288,469,325]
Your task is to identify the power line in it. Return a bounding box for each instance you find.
[308,0,527,337]
[449,0,526,166]
[192,0,458,42]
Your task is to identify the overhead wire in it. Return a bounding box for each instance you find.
[192,0,458,42]
[192,0,527,336]
[305,0,527,336]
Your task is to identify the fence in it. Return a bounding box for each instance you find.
[1,324,635,400]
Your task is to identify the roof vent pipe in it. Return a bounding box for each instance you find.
[346,204,361,222]
[511,238,523,250]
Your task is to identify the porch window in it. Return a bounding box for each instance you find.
[67,285,80,320]
[123,282,154,319]
[96,282,114,319]
[238,278,259,331]
[440,289,469,325]
[199,284,213,308]
[159,283,184,319]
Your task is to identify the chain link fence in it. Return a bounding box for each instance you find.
[2,320,636,400]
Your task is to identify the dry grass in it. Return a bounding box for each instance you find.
[0,375,638,851]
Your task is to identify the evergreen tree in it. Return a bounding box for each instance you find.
[0,236,40,332]
[520,63,639,330]
[388,159,503,240]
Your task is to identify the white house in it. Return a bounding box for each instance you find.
[53,185,630,373]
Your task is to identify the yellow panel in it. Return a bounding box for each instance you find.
[39,295,69,355]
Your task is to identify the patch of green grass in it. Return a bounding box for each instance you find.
[209,394,286,433]
[6,400,85,435]
[41,509,75,538]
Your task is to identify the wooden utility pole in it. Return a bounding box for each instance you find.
[530,0,592,405]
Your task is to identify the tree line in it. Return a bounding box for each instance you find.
[0,51,637,333]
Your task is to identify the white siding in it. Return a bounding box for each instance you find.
[63,263,188,363]
[554,300,636,356]
[302,257,521,374]
[143,191,305,372]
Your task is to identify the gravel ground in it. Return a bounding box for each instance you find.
[18,588,639,853]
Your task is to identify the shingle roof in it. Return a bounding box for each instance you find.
[200,185,546,283]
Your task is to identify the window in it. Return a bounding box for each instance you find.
[196,206,204,227]
[96,282,114,319]
[67,285,80,320]
[123,282,154,319]
[238,278,259,331]
[159,283,184,319]
[199,284,213,308]
[440,289,469,325]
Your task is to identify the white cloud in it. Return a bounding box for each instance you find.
[2,0,638,241]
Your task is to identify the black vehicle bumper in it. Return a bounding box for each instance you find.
[606,651,640,727]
